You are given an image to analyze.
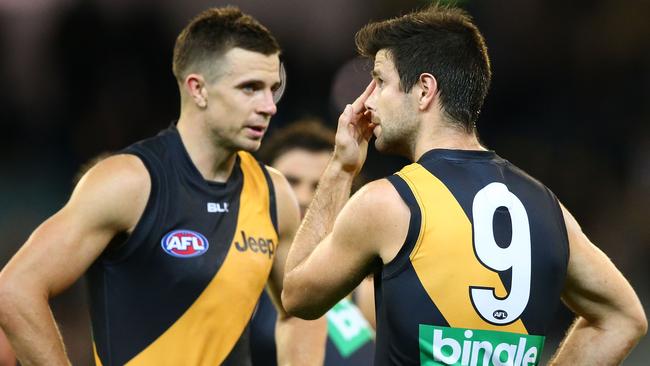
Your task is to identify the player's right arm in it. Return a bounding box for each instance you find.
[549,204,647,365]
[0,154,150,366]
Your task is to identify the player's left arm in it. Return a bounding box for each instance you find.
[266,168,327,366]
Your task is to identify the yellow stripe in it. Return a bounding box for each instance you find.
[398,164,528,334]
[93,342,103,366]
[124,152,278,365]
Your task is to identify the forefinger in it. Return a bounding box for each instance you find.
[351,80,376,115]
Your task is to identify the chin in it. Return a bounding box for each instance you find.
[239,135,265,151]
[241,143,262,153]
[374,137,404,157]
[374,137,389,152]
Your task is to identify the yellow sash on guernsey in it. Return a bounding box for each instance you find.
[397,163,528,334]
[95,151,278,366]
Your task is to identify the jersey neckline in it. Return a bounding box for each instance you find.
[166,121,241,189]
[417,148,497,163]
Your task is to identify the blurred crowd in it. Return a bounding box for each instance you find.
[0,0,648,364]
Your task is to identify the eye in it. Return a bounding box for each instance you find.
[240,83,258,94]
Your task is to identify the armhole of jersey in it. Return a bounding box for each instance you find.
[549,189,570,269]
[382,174,422,279]
[101,148,162,264]
[258,162,279,235]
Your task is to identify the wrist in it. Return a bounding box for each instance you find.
[326,158,359,180]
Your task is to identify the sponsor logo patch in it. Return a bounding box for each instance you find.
[233,230,275,259]
[419,324,545,366]
[161,230,209,258]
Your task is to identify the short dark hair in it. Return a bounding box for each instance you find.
[257,119,335,165]
[355,4,491,132]
[172,6,280,83]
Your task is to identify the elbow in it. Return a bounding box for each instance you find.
[613,302,648,344]
[0,273,42,328]
[624,297,648,341]
[632,308,648,340]
[281,276,325,321]
[281,293,323,321]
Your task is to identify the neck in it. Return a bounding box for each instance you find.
[411,122,485,161]
[177,113,238,183]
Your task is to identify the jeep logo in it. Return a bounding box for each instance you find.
[234,230,274,259]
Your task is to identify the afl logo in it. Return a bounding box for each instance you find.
[161,230,209,258]
[493,310,508,320]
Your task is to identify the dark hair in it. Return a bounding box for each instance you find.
[257,119,335,165]
[355,4,491,132]
[172,6,280,82]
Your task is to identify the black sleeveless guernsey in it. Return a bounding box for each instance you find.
[375,149,569,366]
[87,124,278,366]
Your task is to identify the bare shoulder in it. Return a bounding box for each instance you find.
[68,153,151,231]
[263,165,299,209]
[349,178,405,210]
[343,178,409,227]
[334,178,410,263]
[265,165,292,195]
[77,154,149,191]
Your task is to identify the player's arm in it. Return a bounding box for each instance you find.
[283,175,407,319]
[0,155,150,366]
[265,168,327,366]
[549,204,647,365]
[282,80,408,318]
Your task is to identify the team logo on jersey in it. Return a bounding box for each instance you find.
[493,310,508,320]
[161,230,209,258]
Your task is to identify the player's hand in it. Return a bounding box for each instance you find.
[333,80,376,175]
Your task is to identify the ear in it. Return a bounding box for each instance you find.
[184,73,208,108]
[415,73,438,111]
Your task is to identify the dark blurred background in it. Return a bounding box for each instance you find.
[0,0,648,364]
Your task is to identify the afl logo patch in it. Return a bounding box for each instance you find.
[161,230,209,258]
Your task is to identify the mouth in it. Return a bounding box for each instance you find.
[244,125,267,139]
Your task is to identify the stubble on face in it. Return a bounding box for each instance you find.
[371,50,419,157]
[374,98,419,156]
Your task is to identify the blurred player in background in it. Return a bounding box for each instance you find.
[251,119,375,365]
[0,6,325,366]
[282,4,647,365]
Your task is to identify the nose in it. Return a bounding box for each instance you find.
[258,90,277,117]
[364,87,377,112]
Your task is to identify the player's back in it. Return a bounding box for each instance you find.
[377,149,569,366]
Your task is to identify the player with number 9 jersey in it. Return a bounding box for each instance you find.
[282,5,646,366]
[379,149,568,366]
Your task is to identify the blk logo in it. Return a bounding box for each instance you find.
[234,230,274,259]
[207,202,229,213]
